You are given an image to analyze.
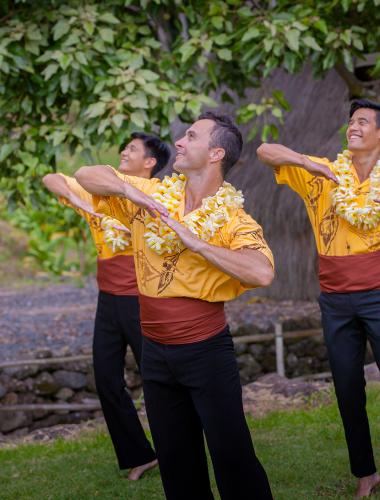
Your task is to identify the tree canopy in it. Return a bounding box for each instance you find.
[0,0,379,273]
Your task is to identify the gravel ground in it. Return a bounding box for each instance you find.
[0,278,321,362]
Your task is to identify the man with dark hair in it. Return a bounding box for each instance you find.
[257,99,380,498]
[75,113,274,499]
[43,133,170,480]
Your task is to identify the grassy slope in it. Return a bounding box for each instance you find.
[1,385,379,500]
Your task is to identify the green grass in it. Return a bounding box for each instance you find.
[1,386,380,500]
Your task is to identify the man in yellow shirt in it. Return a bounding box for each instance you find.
[43,132,170,480]
[257,99,380,498]
[75,112,274,500]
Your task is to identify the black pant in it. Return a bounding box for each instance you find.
[319,290,380,477]
[93,291,156,469]
[141,327,273,500]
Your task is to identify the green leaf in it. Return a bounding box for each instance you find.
[75,52,88,65]
[85,101,106,118]
[42,63,58,81]
[84,21,95,36]
[174,101,185,114]
[139,69,159,81]
[247,124,259,142]
[0,144,13,161]
[112,114,124,129]
[98,12,120,24]
[303,36,322,51]
[285,30,300,52]
[99,28,114,44]
[179,43,197,63]
[314,20,328,35]
[213,34,229,46]
[241,27,260,43]
[130,110,146,128]
[51,130,67,147]
[60,74,70,93]
[128,93,149,109]
[53,20,70,41]
[217,48,232,61]
[211,16,224,30]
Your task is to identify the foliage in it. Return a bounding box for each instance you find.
[0,386,379,498]
[0,0,379,273]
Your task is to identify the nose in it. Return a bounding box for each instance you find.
[175,136,185,149]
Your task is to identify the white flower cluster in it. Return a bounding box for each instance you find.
[331,150,380,230]
[101,216,131,253]
[144,173,244,255]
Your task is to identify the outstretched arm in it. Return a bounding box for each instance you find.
[43,173,97,215]
[161,214,274,288]
[257,143,338,183]
[75,165,168,218]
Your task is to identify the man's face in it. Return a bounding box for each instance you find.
[346,108,380,153]
[173,119,215,173]
[119,138,153,175]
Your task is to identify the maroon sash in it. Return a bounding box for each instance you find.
[139,294,227,345]
[319,250,380,293]
[97,255,138,295]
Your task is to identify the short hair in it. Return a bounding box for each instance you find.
[349,99,380,128]
[198,111,243,176]
[130,132,171,176]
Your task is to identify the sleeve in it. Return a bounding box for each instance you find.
[274,155,332,199]
[92,172,159,228]
[226,210,274,269]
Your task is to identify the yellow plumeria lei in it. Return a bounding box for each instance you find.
[144,173,244,255]
[331,150,380,230]
[101,216,131,253]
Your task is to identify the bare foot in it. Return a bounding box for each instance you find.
[127,459,158,481]
[355,472,380,498]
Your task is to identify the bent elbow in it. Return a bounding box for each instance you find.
[74,166,88,183]
[259,267,274,287]
[256,143,270,162]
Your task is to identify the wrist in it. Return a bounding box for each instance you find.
[299,154,309,170]
[192,239,209,255]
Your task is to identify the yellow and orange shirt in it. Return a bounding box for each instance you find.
[93,171,274,344]
[58,174,138,295]
[275,156,380,292]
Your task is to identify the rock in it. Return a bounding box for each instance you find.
[125,353,138,370]
[33,372,59,396]
[248,344,264,359]
[0,411,31,433]
[53,370,87,390]
[2,365,39,380]
[86,370,97,393]
[55,388,74,401]
[126,372,142,389]
[261,352,276,372]
[286,353,298,370]
[234,343,248,355]
[3,392,18,405]
[0,383,6,399]
[36,348,53,359]
[237,354,262,384]
[365,363,380,382]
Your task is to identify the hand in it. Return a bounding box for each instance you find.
[125,184,168,218]
[160,213,204,253]
[301,155,338,183]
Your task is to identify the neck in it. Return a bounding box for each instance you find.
[351,150,380,182]
[183,169,224,214]
[118,165,151,179]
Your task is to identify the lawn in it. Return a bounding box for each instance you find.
[1,385,380,500]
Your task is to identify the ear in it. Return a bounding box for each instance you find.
[144,157,157,170]
[209,147,225,164]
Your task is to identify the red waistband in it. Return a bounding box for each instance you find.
[139,294,227,345]
[96,255,138,295]
[319,250,380,293]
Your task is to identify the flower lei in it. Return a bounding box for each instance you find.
[331,150,380,230]
[101,216,131,253]
[144,173,244,255]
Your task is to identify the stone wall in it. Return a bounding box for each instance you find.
[0,337,375,437]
